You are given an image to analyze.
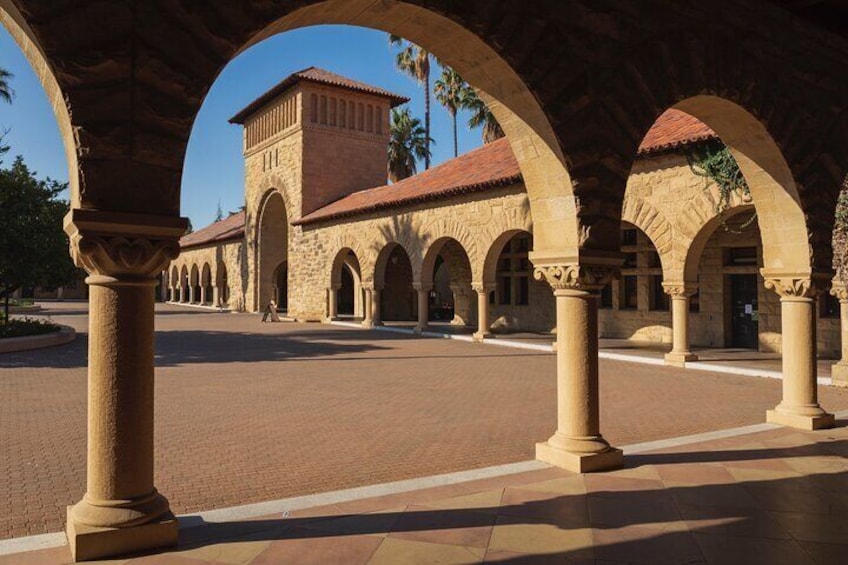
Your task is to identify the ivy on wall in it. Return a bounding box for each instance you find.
[832,176,848,287]
[685,142,756,233]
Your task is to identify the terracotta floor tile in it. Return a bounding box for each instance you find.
[248,530,383,565]
[676,503,791,539]
[693,532,814,565]
[167,539,270,565]
[588,493,682,530]
[367,537,484,565]
[487,515,593,559]
[419,489,504,514]
[767,511,848,544]
[498,487,588,524]
[300,506,403,537]
[670,482,759,510]
[388,504,496,548]
[483,548,593,564]
[517,476,586,496]
[592,525,704,564]
[0,546,75,565]
[655,463,738,485]
[583,475,665,496]
[744,483,832,514]
[798,541,848,565]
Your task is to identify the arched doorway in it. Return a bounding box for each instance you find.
[273,261,288,312]
[329,248,362,321]
[201,263,213,305]
[216,263,229,307]
[256,190,288,311]
[375,243,415,322]
[189,265,200,304]
[421,237,474,326]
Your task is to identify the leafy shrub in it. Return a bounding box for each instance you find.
[0,317,60,339]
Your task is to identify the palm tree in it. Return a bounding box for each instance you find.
[387,107,432,183]
[389,35,433,170]
[434,67,466,158]
[0,67,13,104]
[461,86,504,144]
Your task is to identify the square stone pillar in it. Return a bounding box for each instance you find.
[763,274,834,430]
[532,263,623,473]
[63,209,186,561]
[662,282,698,366]
[472,282,495,342]
[830,283,848,387]
[212,286,220,308]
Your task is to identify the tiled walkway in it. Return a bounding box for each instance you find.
[6,422,848,564]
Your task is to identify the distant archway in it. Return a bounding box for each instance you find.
[256,190,288,310]
[421,237,474,325]
[375,243,415,322]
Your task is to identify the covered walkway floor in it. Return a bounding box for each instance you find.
[335,320,837,383]
[5,417,848,564]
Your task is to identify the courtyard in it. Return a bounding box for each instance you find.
[3,301,848,550]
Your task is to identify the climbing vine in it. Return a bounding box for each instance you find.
[685,142,756,233]
[832,176,848,287]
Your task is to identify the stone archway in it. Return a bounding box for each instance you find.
[421,237,475,326]
[273,261,288,311]
[255,190,288,312]
[215,262,229,307]
[200,263,212,305]
[329,248,362,320]
[374,243,416,324]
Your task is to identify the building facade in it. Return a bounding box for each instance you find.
[167,69,841,359]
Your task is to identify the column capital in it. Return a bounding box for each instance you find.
[830,281,848,301]
[761,274,815,299]
[533,263,616,292]
[472,282,496,293]
[413,283,433,292]
[662,281,698,298]
[64,209,187,282]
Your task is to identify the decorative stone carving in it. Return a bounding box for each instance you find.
[64,209,188,281]
[763,277,815,299]
[533,264,616,291]
[661,282,699,298]
[830,283,848,302]
[471,282,496,293]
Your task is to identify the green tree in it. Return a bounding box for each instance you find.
[389,35,433,170]
[0,156,77,322]
[387,107,432,183]
[460,86,504,144]
[434,67,466,157]
[215,199,224,222]
[0,67,13,104]
[0,66,13,160]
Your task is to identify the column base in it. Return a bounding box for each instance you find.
[361,321,374,329]
[831,363,848,387]
[472,332,492,343]
[66,507,178,562]
[536,442,623,473]
[766,409,835,430]
[664,351,698,367]
[413,326,428,334]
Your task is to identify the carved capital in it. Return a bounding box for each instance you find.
[763,277,815,299]
[64,209,187,281]
[662,282,698,298]
[831,283,848,302]
[472,282,496,293]
[533,264,616,291]
[413,283,433,292]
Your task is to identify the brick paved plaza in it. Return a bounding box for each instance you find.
[3,302,848,542]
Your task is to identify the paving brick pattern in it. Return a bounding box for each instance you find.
[7,424,848,564]
[2,302,848,541]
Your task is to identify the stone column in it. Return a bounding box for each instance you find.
[63,209,185,561]
[533,264,623,473]
[200,285,207,305]
[662,282,698,366]
[413,284,431,333]
[373,285,383,326]
[326,284,340,322]
[362,284,374,328]
[830,284,848,387]
[188,284,196,304]
[212,286,220,308]
[178,285,185,303]
[764,275,834,430]
[472,282,494,342]
[58,286,66,301]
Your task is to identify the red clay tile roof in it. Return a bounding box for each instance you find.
[180,211,245,249]
[294,137,522,226]
[638,109,718,154]
[229,67,409,124]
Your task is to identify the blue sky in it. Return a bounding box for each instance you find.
[0,25,484,229]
